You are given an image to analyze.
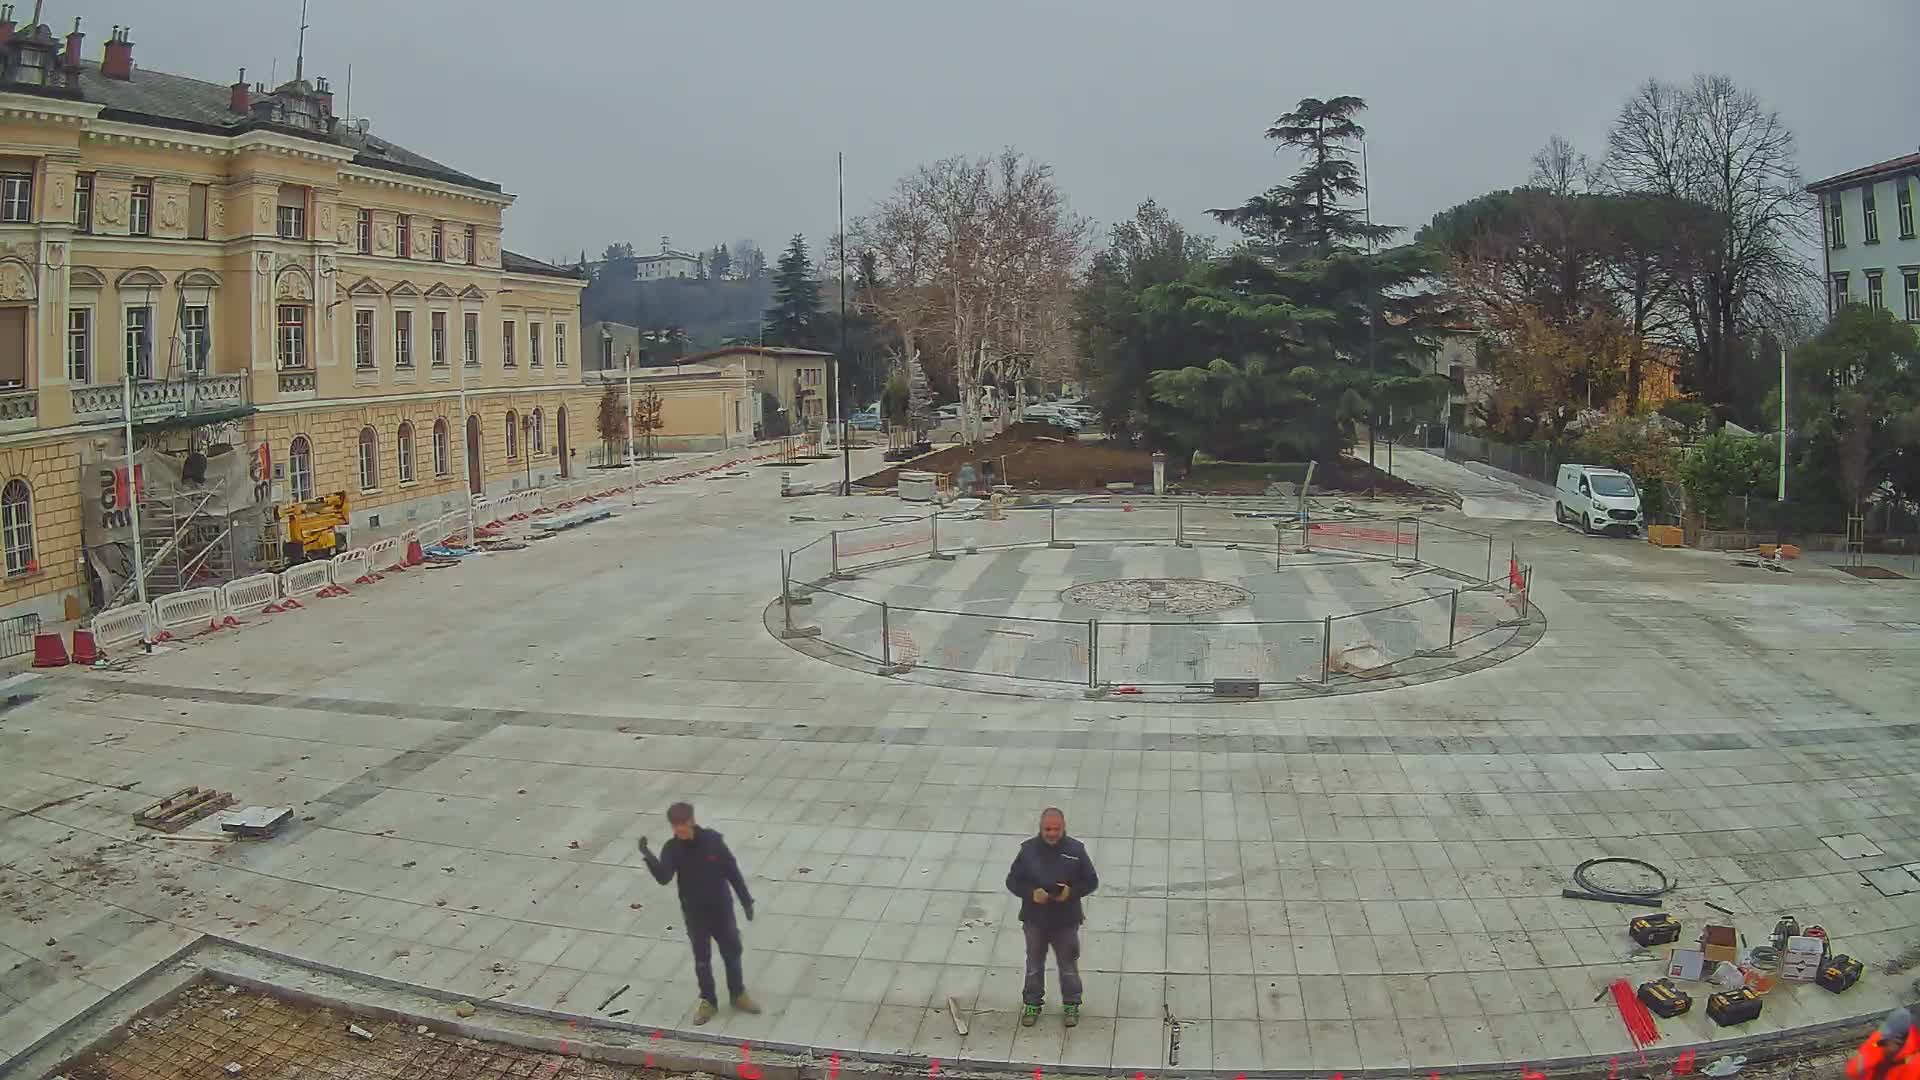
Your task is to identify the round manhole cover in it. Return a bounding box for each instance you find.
[1061,578,1253,615]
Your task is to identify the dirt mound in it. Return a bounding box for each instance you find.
[859,428,1151,491]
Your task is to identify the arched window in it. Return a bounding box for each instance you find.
[432,418,450,477]
[504,409,518,460]
[288,435,313,501]
[2,479,33,577]
[531,407,544,455]
[358,426,378,490]
[396,421,415,483]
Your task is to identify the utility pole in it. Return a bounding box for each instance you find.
[839,150,851,496]
[624,346,636,506]
[1777,340,1787,502]
[1362,132,1378,468]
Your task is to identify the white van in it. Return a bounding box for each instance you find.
[1555,464,1643,535]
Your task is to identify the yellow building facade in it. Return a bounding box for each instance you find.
[0,13,595,623]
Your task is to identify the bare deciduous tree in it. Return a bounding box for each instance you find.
[1529,134,1592,197]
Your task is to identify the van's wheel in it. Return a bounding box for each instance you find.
[1581,515,1595,535]
[1554,502,1565,524]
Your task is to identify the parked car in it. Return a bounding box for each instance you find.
[1555,464,1643,535]
[850,409,882,431]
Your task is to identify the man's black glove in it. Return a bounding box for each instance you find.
[637,836,652,857]
[742,899,755,922]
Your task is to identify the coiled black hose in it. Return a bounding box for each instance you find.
[1561,856,1674,907]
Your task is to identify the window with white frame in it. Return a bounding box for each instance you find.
[431,311,447,367]
[462,311,479,366]
[1832,272,1850,310]
[130,180,152,236]
[529,323,542,367]
[288,435,313,501]
[124,305,153,379]
[358,426,379,490]
[1867,270,1884,310]
[431,222,444,261]
[397,214,411,259]
[502,321,516,367]
[277,305,307,368]
[182,305,210,375]
[276,203,306,240]
[74,172,92,232]
[556,322,567,368]
[1901,183,1916,240]
[357,209,372,254]
[504,410,519,459]
[397,421,415,483]
[66,308,90,384]
[1,478,32,577]
[1905,270,1919,323]
[354,310,375,369]
[1829,193,1844,247]
[1,174,31,223]
[531,407,544,454]
[1864,185,1880,244]
[465,224,476,265]
[395,310,414,368]
[433,418,450,476]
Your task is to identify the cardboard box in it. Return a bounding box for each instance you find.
[1700,924,1739,965]
[1782,935,1825,981]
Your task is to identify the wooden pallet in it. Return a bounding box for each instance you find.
[133,786,235,833]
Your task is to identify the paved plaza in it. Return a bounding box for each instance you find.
[4,447,1919,1074]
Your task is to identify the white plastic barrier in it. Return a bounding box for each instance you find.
[150,586,221,637]
[282,560,333,599]
[92,602,152,652]
[367,537,404,572]
[220,573,281,616]
[330,548,372,587]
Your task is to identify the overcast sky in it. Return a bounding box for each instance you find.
[74,0,1920,263]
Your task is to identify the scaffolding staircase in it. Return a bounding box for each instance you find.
[106,482,243,608]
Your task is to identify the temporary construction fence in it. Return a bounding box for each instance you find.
[781,505,1536,693]
[149,586,223,640]
[219,573,281,618]
[91,602,151,652]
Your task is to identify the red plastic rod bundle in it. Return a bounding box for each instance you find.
[1611,979,1661,1047]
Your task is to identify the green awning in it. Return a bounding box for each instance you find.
[132,405,258,434]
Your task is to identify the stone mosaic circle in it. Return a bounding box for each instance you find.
[1060,576,1254,615]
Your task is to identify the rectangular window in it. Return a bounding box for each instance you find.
[277,204,305,240]
[1864,185,1880,244]
[188,183,208,239]
[74,172,93,232]
[1901,183,1916,240]
[1905,270,1920,323]
[354,310,375,369]
[395,310,414,368]
[66,308,90,384]
[1867,270,1884,310]
[359,433,378,491]
[463,311,479,366]
[130,180,152,236]
[182,304,210,375]
[276,305,307,369]
[555,323,566,368]
[398,426,415,484]
[1829,193,1845,248]
[0,307,22,387]
[432,222,444,261]
[601,336,614,369]
[431,311,447,367]
[397,214,411,259]
[502,320,516,367]
[528,323,542,367]
[124,305,153,379]
[465,224,476,265]
[0,173,31,223]
[433,423,449,477]
[357,209,372,254]
[1832,272,1850,311]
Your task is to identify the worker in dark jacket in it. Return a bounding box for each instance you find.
[1005,807,1098,1028]
[639,802,760,1025]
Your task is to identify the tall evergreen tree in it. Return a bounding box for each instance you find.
[763,234,824,347]
[709,243,733,280]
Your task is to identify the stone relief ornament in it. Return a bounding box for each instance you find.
[50,176,67,211]
[0,262,33,301]
[377,222,395,254]
[210,199,227,229]
[45,243,64,269]
[275,271,312,301]
[257,202,271,227]
[99,191,126,226]
[317,204,333,236]
[478,235,499,263]
[411,227,431,258]
[159,195,183,230]
[336,212,354,245]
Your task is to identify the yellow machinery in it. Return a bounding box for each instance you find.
[277,492,349,564]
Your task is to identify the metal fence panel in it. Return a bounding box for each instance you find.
[0,612,41,659]
[939,508,1053,551]
[1094,619,1323,687]
[887,607,1089,685]
[1327,592,1451,672]
[1179,506,1296,549]
[787,535,835,592]
[833,518,934,572]
[1054,505,1177,545]
[806,586,886,664]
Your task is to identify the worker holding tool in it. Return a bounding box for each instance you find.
[639,802,760,1025]
[1850,1007,1919,1080]
[1005,807,1098,1028]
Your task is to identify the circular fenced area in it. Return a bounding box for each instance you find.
[771,503,1542,699]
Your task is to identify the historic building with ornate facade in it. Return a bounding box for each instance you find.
[0,10,596,624]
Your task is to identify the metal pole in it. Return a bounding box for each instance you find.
[1413,517,1422,565]
[625,348,637,506]
[457,334,475,544]
[1320,615,1333,684]
[839,150,851,497]
[1393,517,1403,560]
[1777,341,1788,503]
[929,510,940,559]
[1362,131,1377,469]
[1275,522,1283,570]
[1050,506,1057,545]
[1486,535,1494,582]
[781,551,793,633]
[1177,503,1184,545]
[880,601,891,667]
[830,530,840,578]
[1088,619,1098,688]
[1448,589,1459,649]
[121,358,148,604]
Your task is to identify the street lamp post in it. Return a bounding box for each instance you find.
[624,344,637,506]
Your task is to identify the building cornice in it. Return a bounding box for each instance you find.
[340,165,514,208]
[0,92,103,125]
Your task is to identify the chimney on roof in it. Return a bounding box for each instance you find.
[0,5,15,46]
[229,67,249,113]
[63,17,81,67]
[100,24,132,80]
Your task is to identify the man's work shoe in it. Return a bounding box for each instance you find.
[693,1000,717,1026]
[1020,1004,1040,1027]
[732,993,762,1014]
[1063,1004,1080,1028]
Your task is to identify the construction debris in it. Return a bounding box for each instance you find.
[133,786,235,833]
[347,1023,374,1040]
[219,806,294,838]
[453,1001,476,1018]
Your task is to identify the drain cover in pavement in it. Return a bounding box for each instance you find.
[1862,865,1920,897]
[1820,833,1885,859]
